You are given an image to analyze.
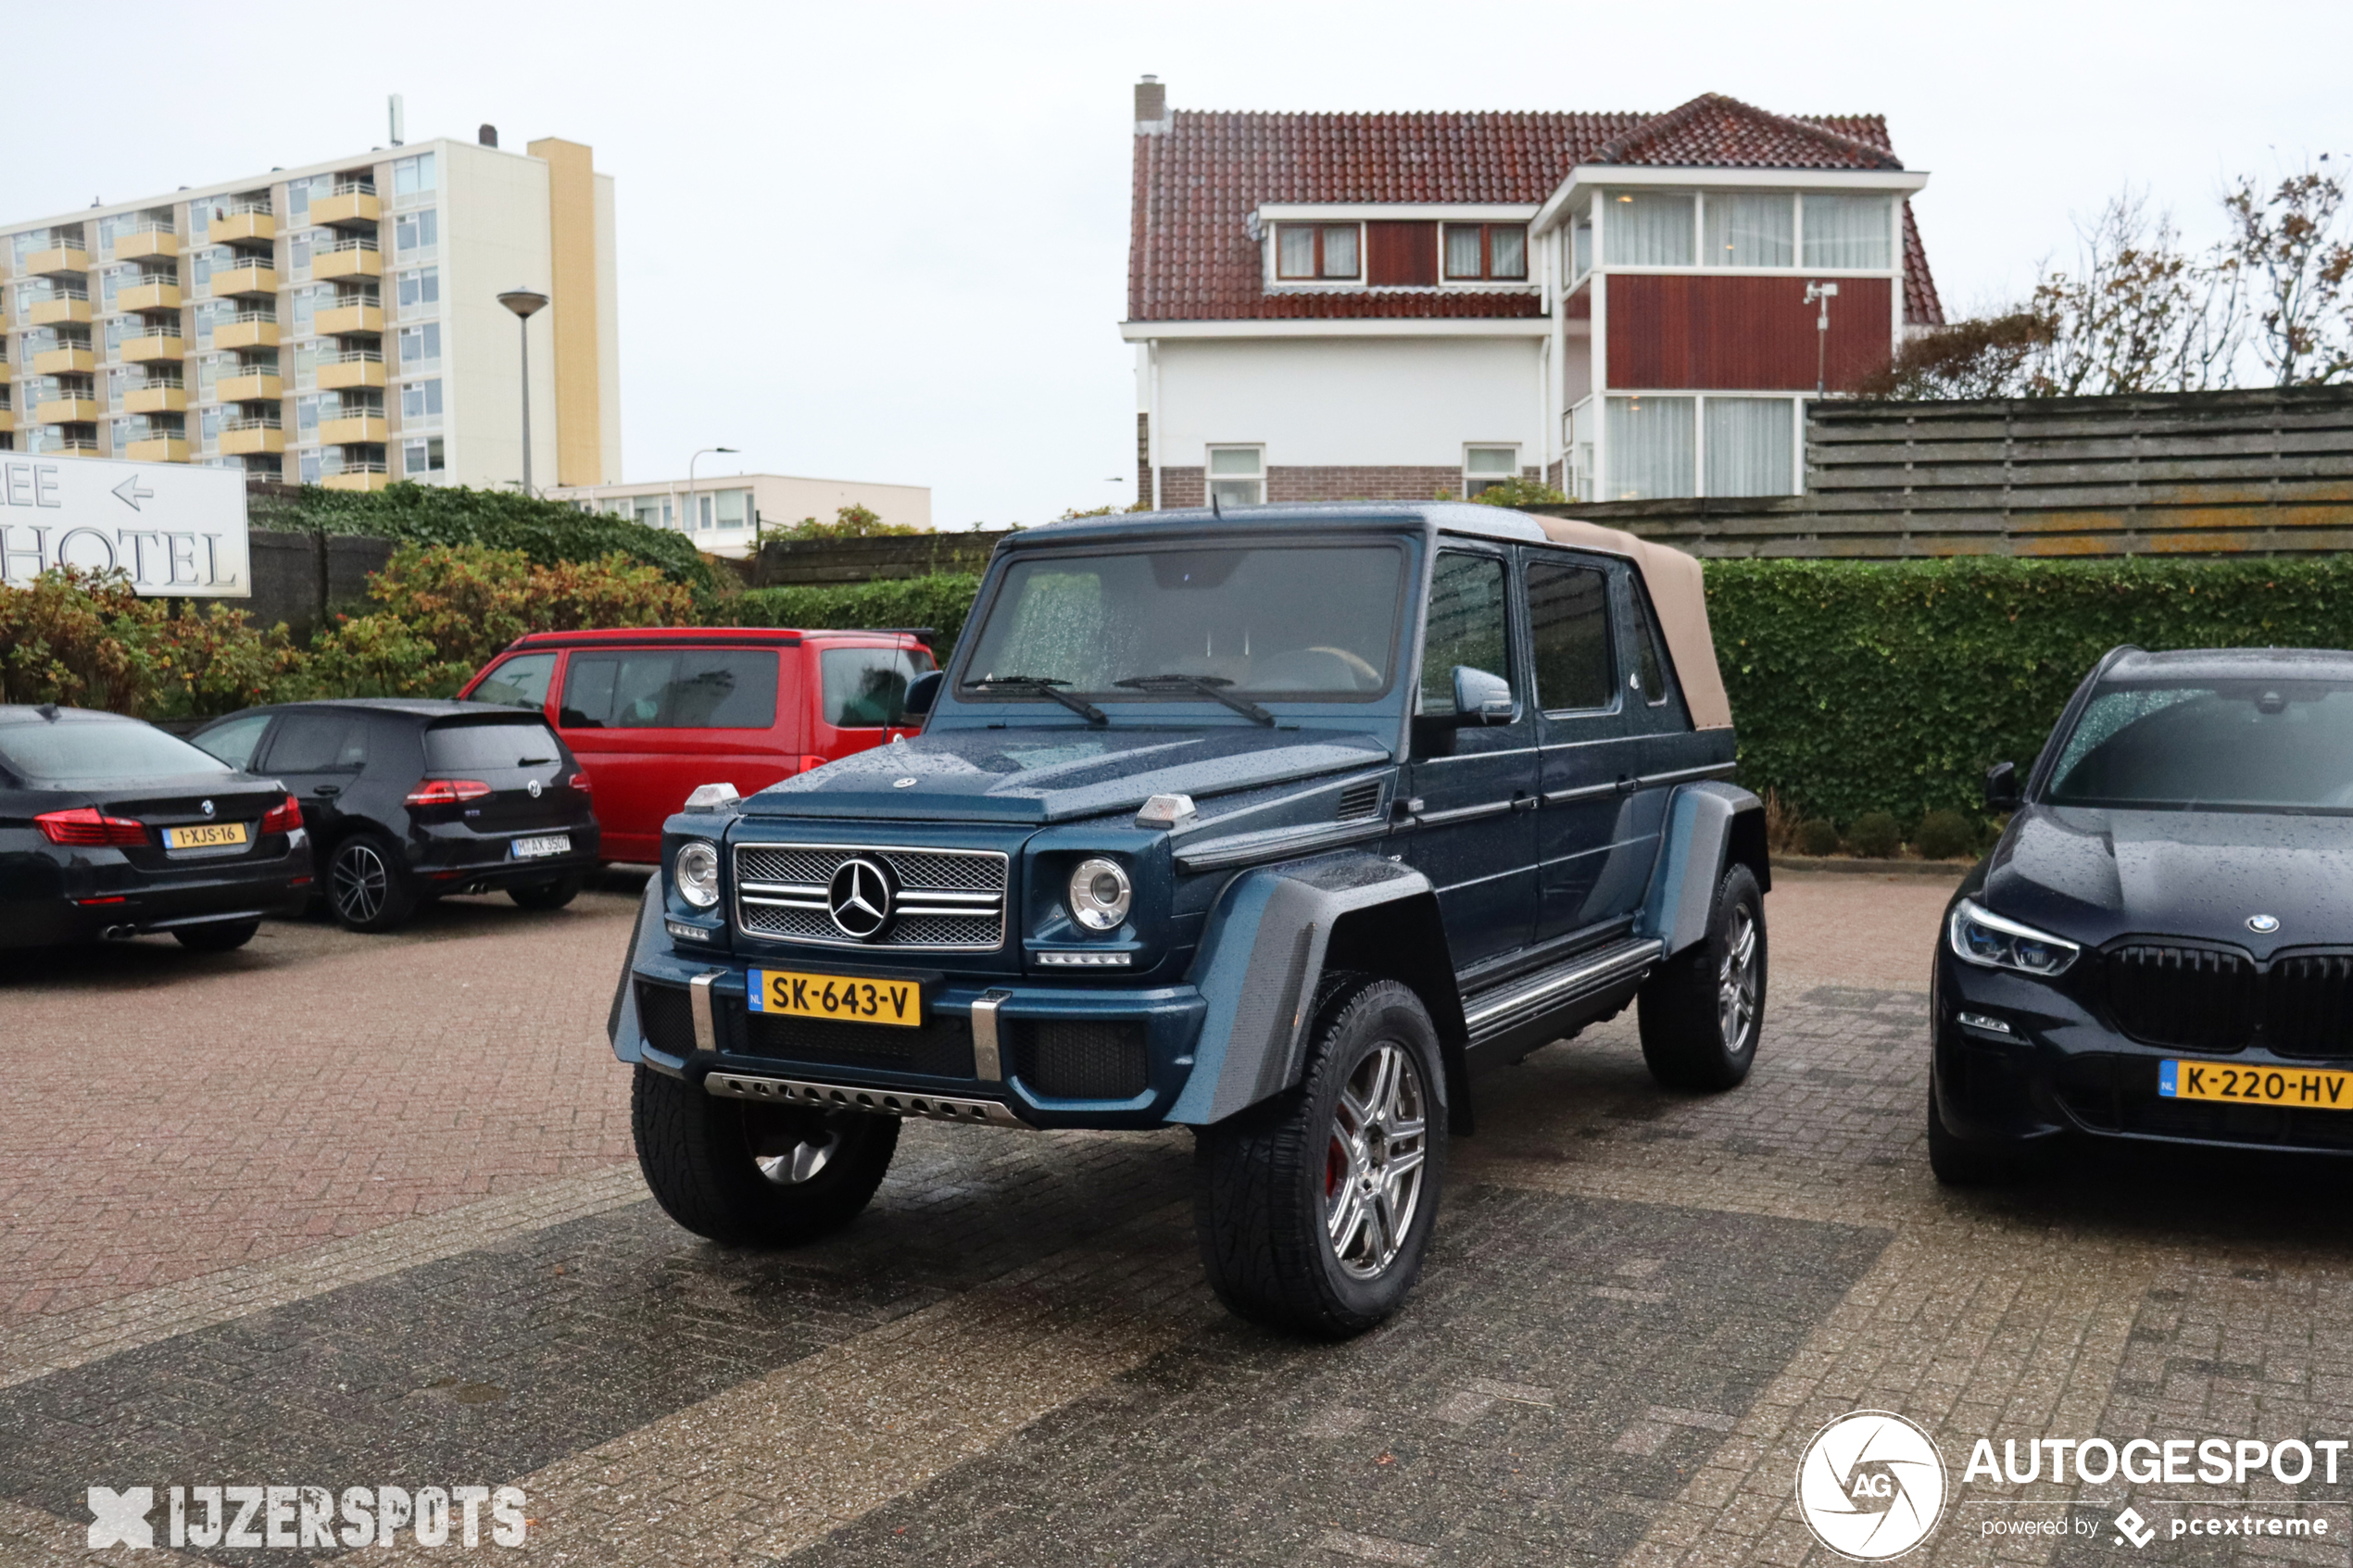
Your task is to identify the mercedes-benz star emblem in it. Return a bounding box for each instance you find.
[200,799,215,818]
[527,778,543,798]
[827,857,897,940]
[2249,913,2282,934]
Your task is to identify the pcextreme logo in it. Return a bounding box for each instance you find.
[1795,1411,1950,1560]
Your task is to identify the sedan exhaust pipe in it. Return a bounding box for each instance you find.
[101,924,138,941]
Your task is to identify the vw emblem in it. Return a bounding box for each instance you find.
[827,857,897,940]
[2249,913,2281,934]
[199,799,215,818]
[893,777,919,789]
[527,778,543,798]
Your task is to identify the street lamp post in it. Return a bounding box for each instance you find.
[497,287,549,495]
[685,445,737,539]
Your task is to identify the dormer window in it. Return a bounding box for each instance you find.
[1276,223,1360,281]
[1443,224,1527,282]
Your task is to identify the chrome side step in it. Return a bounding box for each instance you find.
[703,1072,1033,1129]
[1461,937,1664,1045]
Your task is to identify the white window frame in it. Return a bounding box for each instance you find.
[1463,444,1521,498]
[1269,222,1364,286]
[1205,444,1265,508]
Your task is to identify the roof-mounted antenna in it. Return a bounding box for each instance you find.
[1211,491,1223,519]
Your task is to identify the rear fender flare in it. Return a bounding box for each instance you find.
[1642,780,1768,958]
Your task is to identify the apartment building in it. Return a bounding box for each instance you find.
[1,129,619,492]
[548,472,934,560]
[1124,83,1943,507]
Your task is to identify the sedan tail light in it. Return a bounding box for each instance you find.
[569,772,592,794]
[259,794,303,834]
[35,806,148,847]
[405,779,493,807]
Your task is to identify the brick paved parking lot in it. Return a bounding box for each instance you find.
[9,870,2353,1564]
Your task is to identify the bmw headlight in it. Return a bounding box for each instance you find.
[1948,897,2079,977]
[1068,857,1132,932]
[675,840,721,909]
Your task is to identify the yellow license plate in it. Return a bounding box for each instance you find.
[748,969,923,1028]
[2161,1059,2353,1110]
[163,822,249,849]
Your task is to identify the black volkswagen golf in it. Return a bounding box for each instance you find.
[1933,646,2353,1181]
[0,705,309,952]
[190,700,600,933]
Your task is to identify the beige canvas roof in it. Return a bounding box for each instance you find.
[1533,518,1731,731]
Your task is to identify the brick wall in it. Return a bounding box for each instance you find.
[1268,467,1462,502]
[1135,413,1151,508]
[1158,467,1205,508]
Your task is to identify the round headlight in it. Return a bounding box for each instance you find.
[675,840,721,909]
[1068,857,1132,932]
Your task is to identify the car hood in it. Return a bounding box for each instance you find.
[745,723,1395,825]
[1981,803,2353,957]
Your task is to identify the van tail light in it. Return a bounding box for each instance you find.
[259,794,303,834]
[405,779,493,807]
[569,772,592,794]
[36,806,148,847]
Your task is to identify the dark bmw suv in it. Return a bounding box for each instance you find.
[191,700,601,933]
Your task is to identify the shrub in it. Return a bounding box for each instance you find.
[250,482,712,591]
[0,568,161,713]
[296,613,469,699]
[765,504,923,542]
[1468,476,1571,508]
[1795,818,1842,857]
[362,544,700,671]
[731,572,983,660]
[146,604,307,719]
[1845,810,1903,859]
[1913,809,1980,861]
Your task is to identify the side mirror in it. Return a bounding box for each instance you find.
[902,669,944,718]
[1984,761,2020,811]
[1452,666,1516,725]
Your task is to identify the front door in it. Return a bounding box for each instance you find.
[1402,547,1538,969]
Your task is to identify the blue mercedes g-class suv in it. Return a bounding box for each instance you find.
[610,502,1769,1336]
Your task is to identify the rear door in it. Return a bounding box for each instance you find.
[255,710,369,844]
[557,646,784,861]
[1525,549,1647,942]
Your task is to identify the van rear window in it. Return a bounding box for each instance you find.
[559,649,779,730]
[426,721,562,771]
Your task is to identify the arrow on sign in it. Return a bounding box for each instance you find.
[113,475,155,511]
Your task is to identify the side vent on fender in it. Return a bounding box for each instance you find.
[1336,779,1383,822]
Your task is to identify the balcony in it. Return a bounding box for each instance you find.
[32,345,95,375]
[213,312,279,351]
[112,226,178,262]
[209,261,276,298]
[219,370,282,402]
[124,383,188,415]
[312,182,381,227]
[317,351,384,390]
[36,394,101,423]
[28,291,92,326]
[125,436,188,464]
[0,409,13,433]
[27,245,90,277]
[220,418,285,456]
[209,206,275,245]
[313,241,382,281]
[320,413,387,445]
[316,302,384,336]
[120,331,184,364]
[320,463,391,493]
[50,437,102,457]
[118,278,182,313]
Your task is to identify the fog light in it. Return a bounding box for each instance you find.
[1037,949,1133,967]
[667,920,713,943]
[1957,1010,2013,1035]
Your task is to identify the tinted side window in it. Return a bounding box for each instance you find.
[1527,559,1613,712]
[560,650,779,729]
[265,713,367,771]
[673,650,779,727]
[1417,552,1513,716]
[473,652,556,710]
[822,646,937,728]
[195,711,272,770]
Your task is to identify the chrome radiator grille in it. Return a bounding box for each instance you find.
[733,842,1009,950]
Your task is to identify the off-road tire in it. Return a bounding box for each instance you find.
[1192,975,1447,1338]
[508,874,584,911]
[631,1065,900,1247]
[1927,1080,2036,1185]
[1638,863,1766,1090]
[173,919,259,952]
[326,830,421,934]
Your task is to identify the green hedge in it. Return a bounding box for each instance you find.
[1707,557,2353,824]
[247,483,713,590]
[729,573,984,657]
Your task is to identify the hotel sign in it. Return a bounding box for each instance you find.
[0,456,250,597]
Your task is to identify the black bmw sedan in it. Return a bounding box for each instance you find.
[189,699,600,933]
[1933,646,2353,1182]
[0,705,310,952]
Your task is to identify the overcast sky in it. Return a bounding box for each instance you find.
[7,1,2346,527]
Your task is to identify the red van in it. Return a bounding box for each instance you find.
[458,627,933,863]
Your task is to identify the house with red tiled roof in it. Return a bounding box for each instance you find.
[1122,81,1943,508]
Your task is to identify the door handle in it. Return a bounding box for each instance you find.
[311,784,341,797]
[1511,791,1539,812]
[1615,775,1638,795]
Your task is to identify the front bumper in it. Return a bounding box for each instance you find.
[623,945,1206,1130]
[1935,947,2353,1158]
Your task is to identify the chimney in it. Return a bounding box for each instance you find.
[1134,75,1169,135]
[478,123,499,148]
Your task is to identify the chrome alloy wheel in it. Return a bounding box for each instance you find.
[752,1119,845,1185]
[332,842,389,924]
[1718,906,1760,1052]
[1323,1041,1428,1279]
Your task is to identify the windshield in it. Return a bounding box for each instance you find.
[2046,681,2353,812]
[0,719,235,784]
[958,543,1406,701]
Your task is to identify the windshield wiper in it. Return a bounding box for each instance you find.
[964,674,1109,726]
[1114,673,1277,726]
